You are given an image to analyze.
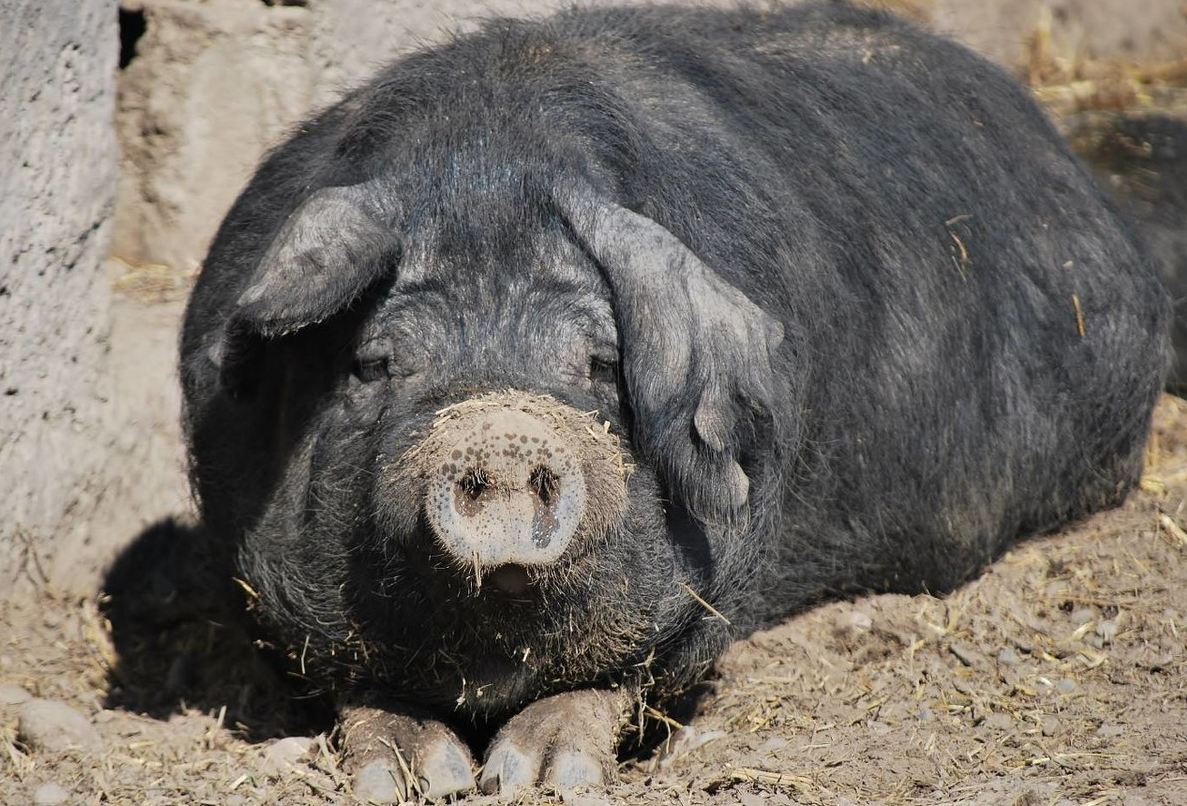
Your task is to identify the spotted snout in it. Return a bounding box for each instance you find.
[426,409,587,567]
[390,391,629,582]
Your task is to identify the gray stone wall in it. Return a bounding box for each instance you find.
[0,0,121,593]
[110,0,683,273]
[110,0,1187,274]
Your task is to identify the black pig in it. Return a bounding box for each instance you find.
[180,2,1169,798]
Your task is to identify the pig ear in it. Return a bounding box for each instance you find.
[560,197,784,522]
[232,183,399,338]
[214,183,399,398]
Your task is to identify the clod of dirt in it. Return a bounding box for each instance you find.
[983,712,1015,732]
[0,683,32,705]
[32,782,71,806]
[835,608,873,632]
[948,641,986,667]
[17,699,104,753]
[262,736,316,775]
[997,647,1021,665]
[1096,619,1120,644]
[1055,678,1079,694]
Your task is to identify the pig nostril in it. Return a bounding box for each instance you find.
[459,469,490,501]
[425,403,593,568]
[528,465,560,506]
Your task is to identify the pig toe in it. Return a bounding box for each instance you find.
[342,704,476,801]
[353,759,405,804]
[479,688,630,793]
[417,738,477,798]
[479,744,605,794]
[478,743,536,794]
[544,749,606,788]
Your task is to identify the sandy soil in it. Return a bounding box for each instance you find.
[2,394,1185,805]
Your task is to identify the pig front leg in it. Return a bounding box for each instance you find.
[341,703,476,802]
[479,687,634,794]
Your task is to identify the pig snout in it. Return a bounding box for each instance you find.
[425,409,587,568]
[385,391,630,589]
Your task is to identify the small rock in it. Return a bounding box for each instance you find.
[0,683,32,705]
[1095,620,1119,644]
[1007,633,1035,654]
[1069,608,1095,626]
[32,782,70,806]
[984,713,1014,732]
[868,720,892,735]
[737,792,766,806]
[838,609,872,632]
[918,706,935,723]
[1140,652,1175,671]
[997,647,1021,666]
[1095,722,1125,739]
[18,699,103,753]
[1055,678,1078,695]
[948,642,984,667]
[1041,717,1061,737]
[262,736,315,775]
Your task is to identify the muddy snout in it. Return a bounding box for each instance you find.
[427,408,586,568]
[392,392,629,585]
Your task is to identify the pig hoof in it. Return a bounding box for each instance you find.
[481,740,608,793]
[478,689,628,793]
[353,760,404,804]
[342,705,476,801]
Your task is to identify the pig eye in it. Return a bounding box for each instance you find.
[588,354,619,387]
[353,357,389,384]
[352,339,392,384]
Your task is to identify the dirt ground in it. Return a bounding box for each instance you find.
[2,395,1186,806]
[4,8,1187,806]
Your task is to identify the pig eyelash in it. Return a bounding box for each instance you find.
[352,355,390,384]
[351,339,394,383]
[352,351,421,385]
[588,355,619,386]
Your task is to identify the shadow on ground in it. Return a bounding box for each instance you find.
[99,517,334,741]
